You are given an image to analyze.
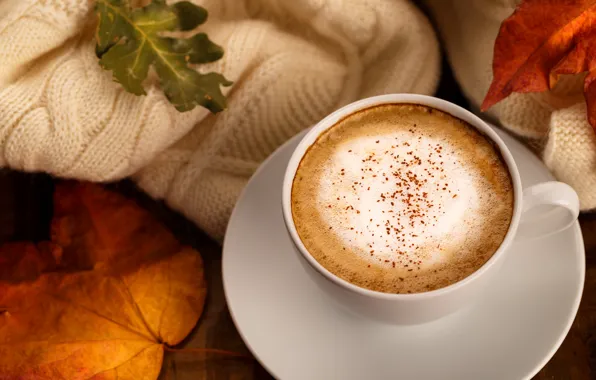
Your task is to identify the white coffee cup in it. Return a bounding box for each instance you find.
[281,94,580,325]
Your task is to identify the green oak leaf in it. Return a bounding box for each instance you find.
[95,0,231,113]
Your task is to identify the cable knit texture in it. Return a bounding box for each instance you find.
[0,0,440,240]
[425,0,596,210]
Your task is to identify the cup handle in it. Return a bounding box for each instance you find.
[516,181,579,240]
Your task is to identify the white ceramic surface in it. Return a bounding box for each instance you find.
[280,94,579,324]
[222,126,585,380]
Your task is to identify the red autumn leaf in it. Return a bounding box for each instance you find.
[0,182,207,379]
[481,0,596,129]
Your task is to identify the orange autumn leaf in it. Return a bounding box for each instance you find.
[481,0,596,129]
[50,182,182,272]
[0,183,207,379]
[0,242,60,282]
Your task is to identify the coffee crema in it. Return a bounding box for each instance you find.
[291,104,514,294]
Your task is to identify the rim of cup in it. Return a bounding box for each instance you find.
[281,94,523,300]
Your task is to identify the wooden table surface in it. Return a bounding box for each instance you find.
[0,60,593,379]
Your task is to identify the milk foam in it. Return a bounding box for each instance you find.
[317,132,481,270]
[292,103,514,294]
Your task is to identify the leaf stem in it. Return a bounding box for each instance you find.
[164,346,252,359]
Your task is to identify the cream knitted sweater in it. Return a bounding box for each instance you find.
[425,0,596,212]
[0,0,440,240]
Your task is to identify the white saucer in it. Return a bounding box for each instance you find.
[223,126,585,380]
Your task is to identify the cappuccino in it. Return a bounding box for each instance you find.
[291,104,514,294]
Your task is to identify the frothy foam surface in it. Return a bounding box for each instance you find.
[291,104,514,294]
[319,133,479,269]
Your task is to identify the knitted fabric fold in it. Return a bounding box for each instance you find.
[0,0,440,240]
